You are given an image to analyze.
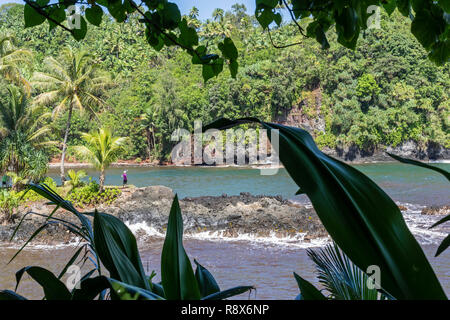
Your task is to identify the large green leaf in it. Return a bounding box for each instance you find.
[194,259,220,297]
[387,153,450,182]
[387,152,449,257]
[0,290,27,300]
[72,276,164,300]
[24,3,46,28]
[161,195,201,300]
[15,266,71,300]
[204,118,447,300]
[93,210,149,290]
[293,272,327,300]
[201,286,255,300]
[71,276,110,300]
[109,279,164,300]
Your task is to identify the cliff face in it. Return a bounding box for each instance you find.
[274,88,326,134]
[273,88,449,162]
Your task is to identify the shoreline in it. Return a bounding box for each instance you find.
[47,159,450,169]
[1,186,448,248]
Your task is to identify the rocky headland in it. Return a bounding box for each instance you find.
[0,186,327,245]
[1,186,448,246]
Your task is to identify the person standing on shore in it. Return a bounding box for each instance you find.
[122,170,128,188]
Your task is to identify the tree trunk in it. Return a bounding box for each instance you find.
[145,127,152,160]
[60,105,73,185]
[151,127,156,156]
[99,167,105,193]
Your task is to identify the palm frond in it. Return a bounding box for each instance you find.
[307,243,387,300]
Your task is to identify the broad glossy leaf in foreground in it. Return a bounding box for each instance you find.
[387,152,450,257]
[93,210,150,290]
[161,195,201,300]
[204,118,447,300]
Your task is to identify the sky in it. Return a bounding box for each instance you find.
[0,0,256,20]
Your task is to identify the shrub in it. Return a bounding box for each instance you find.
[1,185,253,300]
[0,189,20,222]
[67,180,121,208]
[18,177,58,202]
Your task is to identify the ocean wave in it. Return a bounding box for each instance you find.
[125,220,331,249]
[0,238,83,250]
[126,201,448,248]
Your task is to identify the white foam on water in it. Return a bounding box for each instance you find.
[125,221,165,238]
[124,200,448,249]
[125,220,330,248]
[401,207,449,246]
[0,237,83,250]
[4,202,445,251]
[184,230,331,249]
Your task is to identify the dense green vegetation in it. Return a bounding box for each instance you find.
[1,184,254,300]
[0,3,448,170]
[0,1,449,301]
[1,136,448,300]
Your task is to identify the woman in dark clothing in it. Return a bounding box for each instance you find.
[122,170,128,188]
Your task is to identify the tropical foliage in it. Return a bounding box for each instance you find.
[296,243,387,300]
[0,4,448,165]
[0,34,31,94]
[0,0,448,302]
[205,117,448,299]
[0,189,19,222]
[32,46,112,183]
[64,169,87,191]
[72,128,127,192]
[0,184,254,300]
[0,86,49,183]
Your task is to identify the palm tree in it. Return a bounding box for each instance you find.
[189,6,199,19]
[212,8,224,22]
[65,169,87,192]
[140,106,158,160]
[0,85,51,146]
[0,35,32,95]
[187,6,201,29]
[295,243,388,300]
[200,13,233,40]
[73,128,127,192]
[32,47,112,184]
[0,86,51,181]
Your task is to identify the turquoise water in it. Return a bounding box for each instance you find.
[49,162,450,206]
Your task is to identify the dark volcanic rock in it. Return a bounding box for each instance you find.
[1,186,328,244]
[97,187,327,240]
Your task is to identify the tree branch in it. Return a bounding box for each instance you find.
[267,28,302,49]
[23,0,73,33]
[282,0,306,37]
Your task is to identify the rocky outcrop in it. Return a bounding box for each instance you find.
[272,87,449,162]
[98,187,327,241]
[0,186,328,245]
[421,205,450,216]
